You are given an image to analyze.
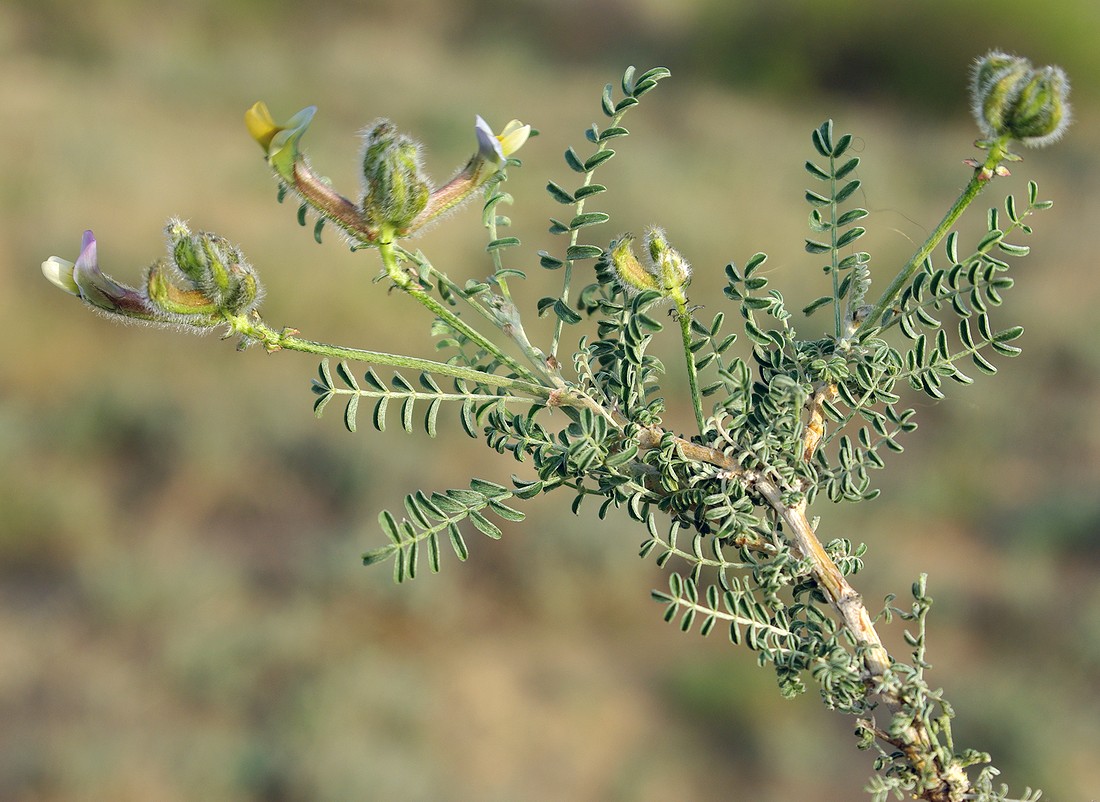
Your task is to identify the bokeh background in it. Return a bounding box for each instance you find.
[3,1,1099,799]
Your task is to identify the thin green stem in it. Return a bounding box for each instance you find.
[854,138,1011,339]
[549,108,629,361]
[873,200,1040,337]
[550,234,581,360]
[230,313,552,398]
[483,197,513,303]
[394,245,500,330]
[378,240,541,384]
[226,311,625,426]
[673,295,706,435]
[394,245,561,388]
[829,151,843,339]
[482,204,563,386]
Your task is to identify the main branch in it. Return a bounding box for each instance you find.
[637,407,965,801]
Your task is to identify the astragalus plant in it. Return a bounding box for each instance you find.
[42,54,1071,800]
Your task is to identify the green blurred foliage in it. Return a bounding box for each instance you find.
[2,1,1099,799]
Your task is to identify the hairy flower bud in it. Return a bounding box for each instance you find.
[645,226,691,299]
[1004,66,1070,147]
[360,120,432,233]
[146,259,220,321]
[165,220,262,315]
[169,219,214,286]
[972,52,1031,139]
[970,51,1071,147]
[606,234,660,295]
[604,227,691,301]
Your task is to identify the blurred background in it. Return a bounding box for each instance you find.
[3,1,1099,799]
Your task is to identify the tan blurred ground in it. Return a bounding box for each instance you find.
[3,1,1099,799]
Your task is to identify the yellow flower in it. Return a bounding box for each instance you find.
[244,101,317,180]
[474,115,531,165]
[244,100,280,150]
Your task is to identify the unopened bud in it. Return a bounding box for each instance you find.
[970,51,1071,147]
[169,219,210,285]
[606,234,660,295]
[1004,66,1070,147]
[645,226,691,299]
[224,262,263,316]
[146,260,219,321]
[164,220,263,316]
[972,52,1031,139]
[360,120,432,233]
[604,227,692,301]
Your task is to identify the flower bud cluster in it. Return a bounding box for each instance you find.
[605,227,691,302]
[359,121,431,232]
[971,51,1070,147]
[159,219,263,318]
[42,222,262,329]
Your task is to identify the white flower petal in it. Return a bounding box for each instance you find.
[474,114,503,163]
[41,256,80,295]
[497,120,531,157]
